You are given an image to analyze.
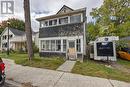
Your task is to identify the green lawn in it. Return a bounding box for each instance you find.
[72,59,130,82]
[117,58,130,69]
[0,53,65,70]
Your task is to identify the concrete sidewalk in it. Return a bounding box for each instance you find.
[3,59,130,87]
[57,60,76,72]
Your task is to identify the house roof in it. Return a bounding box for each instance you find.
[36,5,86,21]
[9,28,25,36]
[56,5,74,14]
[1,28,39,37]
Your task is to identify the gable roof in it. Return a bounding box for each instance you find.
[9,28,25,36]
[36,6,86,21]
[56,5,74,14]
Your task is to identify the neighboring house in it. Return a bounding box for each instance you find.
[0,28,39,51]
[36,5,86,61]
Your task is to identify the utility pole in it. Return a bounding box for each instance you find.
[7,22,10,55]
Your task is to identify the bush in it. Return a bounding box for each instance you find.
[33,43,39,53]
[116,40,129,51]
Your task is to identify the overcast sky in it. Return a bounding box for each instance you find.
[0,0,103,31]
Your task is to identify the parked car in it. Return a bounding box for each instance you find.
[118,48,130,61]
[0,57,5,86]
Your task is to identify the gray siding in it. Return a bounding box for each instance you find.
[39,23,84,38]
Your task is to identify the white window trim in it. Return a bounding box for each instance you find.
[39,36,83,53]
[70,13,82,23]
[40,39,62,52]
[40,13,83,28]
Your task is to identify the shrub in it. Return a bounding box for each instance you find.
[116,40,129,51]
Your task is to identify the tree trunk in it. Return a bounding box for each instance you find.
[24,0,34,60]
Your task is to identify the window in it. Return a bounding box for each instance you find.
[70,14,81,23]
[44,21,48,26]
[41,40,46,51]
[2,36,4,40]
[46,40,50,51]
[5,35,7,40]
[2,43,7,48]
[41,21,48,27]
[41,40,62,52]
[52,19,57,25]
[9,35,13,39]
[56,40,61,51]
[2,35,7,40]
[51,40,55,51]
[49,20,52,26]
[59,17,68,24]
[76,39,81,52]
[63,40,66,51]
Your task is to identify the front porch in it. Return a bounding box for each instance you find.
[39,36,84,61]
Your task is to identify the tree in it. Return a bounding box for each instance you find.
[87,22,101,41]
[24,0,34,60]
[90,0,130,37]
[0,18,25,34]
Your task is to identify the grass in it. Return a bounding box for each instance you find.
[117,58,130,69]
[72,59,130,82]
[0,53,65,70]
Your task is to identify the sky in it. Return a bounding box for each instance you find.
[0,0,103,31]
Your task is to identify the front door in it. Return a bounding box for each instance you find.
[68,40,76,60]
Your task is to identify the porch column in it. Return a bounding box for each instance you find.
[61,39,63,52]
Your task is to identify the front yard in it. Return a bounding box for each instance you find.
[72,59,130,82]
[117,59,130,69]
[1,52,130,82]
[0,53,65,70]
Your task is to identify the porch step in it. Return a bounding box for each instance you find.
[57,60,76,72]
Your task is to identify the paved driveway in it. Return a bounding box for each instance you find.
[3,59,130,87]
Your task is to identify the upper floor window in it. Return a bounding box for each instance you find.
[49,19,57,26]
[49,20,52,26]
[2,35,7,40]
[9,35,13,39]
[59,17,68,24]
[41,21,48,27]
[70,14,81,23]
[52,19,57,25]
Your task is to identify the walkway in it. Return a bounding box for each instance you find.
[57,60,76,72]
[3,59,130,87]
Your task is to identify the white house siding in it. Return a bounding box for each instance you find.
[0,28,39,51]
[1,29,15,50]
